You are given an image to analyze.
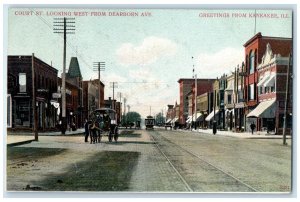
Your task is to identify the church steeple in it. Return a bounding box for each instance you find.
[67,57,82,80]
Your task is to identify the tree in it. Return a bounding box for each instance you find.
[122,111,142,126]
[155,112,165,125]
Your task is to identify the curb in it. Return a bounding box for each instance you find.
[7,140,35,147]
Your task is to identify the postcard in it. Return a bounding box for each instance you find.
[5,6,293,194]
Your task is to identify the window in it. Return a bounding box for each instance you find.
[249,51,255,74]
[258,86,263,95]
[228,94,232,104]
[19,73,26,92]
[271,86,275,93]
[249,84,254,100]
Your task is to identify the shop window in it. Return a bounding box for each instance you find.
[19,73,26,92]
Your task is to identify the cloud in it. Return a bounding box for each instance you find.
[195,47,244,78]
[116,36,177,66]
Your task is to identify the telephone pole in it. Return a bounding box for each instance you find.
[53,17,75,134]
[283,52,292,145]
[93,62,105,108]
[31,53,38,141]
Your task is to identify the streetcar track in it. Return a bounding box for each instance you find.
[149,133,193,192]
[151,130,260,192]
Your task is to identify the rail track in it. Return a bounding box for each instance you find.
[149,129,260,192]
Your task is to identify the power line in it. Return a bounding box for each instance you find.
[29,8,95,73]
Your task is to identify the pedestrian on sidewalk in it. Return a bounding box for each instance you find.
[84,119,92,142]
[250,122,256,134]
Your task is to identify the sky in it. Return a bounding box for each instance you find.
[7,8,292,118]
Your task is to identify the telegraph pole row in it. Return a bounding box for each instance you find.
[93,62,105,108]
[53,17,75,134]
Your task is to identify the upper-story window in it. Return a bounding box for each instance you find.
[249,50,255,74]
[227,94,232,104]
[249,84,255,100]
[19,73,26,93]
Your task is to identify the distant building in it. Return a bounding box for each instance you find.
[192,79,215,128]
[198,92,213,128]
[82,79,105,120]
[178,79,195,126]
[66,57,84,128]
[104,97,122,124]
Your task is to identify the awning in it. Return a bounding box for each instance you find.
[205,110,219,121]
[186,116,192,123]
[171,117,179,123]
[193,112,202,120]
[264,73,275,87]
[196,113,203,121]
[257,74,270,87]
[247,99,276,118]
[166,119,172,124]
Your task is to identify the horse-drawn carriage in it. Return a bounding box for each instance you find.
[89,108,119,143]
[145,116,155,130]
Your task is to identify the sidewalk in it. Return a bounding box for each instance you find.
[190,128,292,139]
[6,128,85,146]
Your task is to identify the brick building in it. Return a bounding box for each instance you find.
[192,79,215,128]
[82,79,105,120]
[7,55,58,131]
[178,79,195,126]
[66,57,84,128]
[246,43,292,134]
[243,32,292,132]
[58,78,81,130]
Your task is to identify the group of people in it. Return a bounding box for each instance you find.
[84,113,111,144]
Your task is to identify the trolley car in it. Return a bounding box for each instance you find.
[145,116,155,130]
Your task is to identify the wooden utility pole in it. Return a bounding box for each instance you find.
[283,53,292,145]
[93,62,105,108]
[31,53,38,141]
[53,17,75,134]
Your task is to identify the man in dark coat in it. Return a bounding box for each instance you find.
[84,119,92,142]
[250,122,256,135]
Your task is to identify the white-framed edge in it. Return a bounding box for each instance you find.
[1,1,298,201]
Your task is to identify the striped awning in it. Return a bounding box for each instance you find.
[186,116,192,123]
[205,110,219,121]
[247,99,276,118]
[257,74,270,87]
[166,119,172,124]
[171,117,179,123]
[264,73,275,87]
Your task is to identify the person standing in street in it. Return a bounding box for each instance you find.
[84,119,92,142]
[250,122,256,135]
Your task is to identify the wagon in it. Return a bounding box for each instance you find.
[145,116,155,130]
[90,108,119,142]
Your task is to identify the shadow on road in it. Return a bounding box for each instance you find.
[119,130,142,138]
[28,151,140,191]
[7,147,67,161]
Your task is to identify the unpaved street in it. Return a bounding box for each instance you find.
[6,129,292,192]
